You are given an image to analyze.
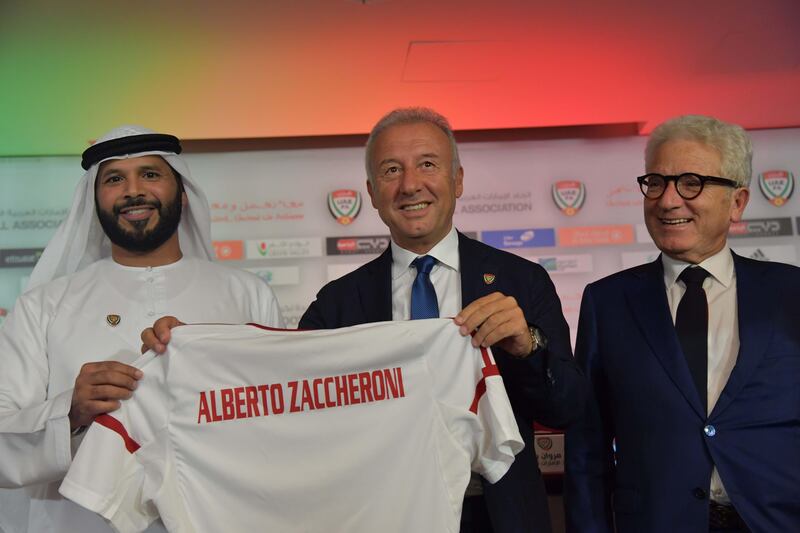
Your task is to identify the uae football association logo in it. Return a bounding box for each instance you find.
[328,189,362,225]
[758,170,794,207]
[551,180,586,216]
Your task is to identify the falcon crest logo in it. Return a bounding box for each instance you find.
[758,170,794,207]
[328,189,362,225]
[106,314,121,327]
[552,180,586,216]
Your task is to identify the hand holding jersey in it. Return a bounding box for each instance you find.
[455,292,534,357]
[140,316,184,355]
[69,362,144,431]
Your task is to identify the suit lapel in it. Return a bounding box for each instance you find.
[710,253,771,417]
[457,232,498,306]
[359,248,393,322]
[625,258,707,418]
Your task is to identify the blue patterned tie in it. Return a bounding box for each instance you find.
[410,255,439,319]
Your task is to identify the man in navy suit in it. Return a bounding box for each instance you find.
[143,107,584,532]
[565,115,800,533]
[299,107,585,533]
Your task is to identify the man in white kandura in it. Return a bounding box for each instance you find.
[0,125,283,533]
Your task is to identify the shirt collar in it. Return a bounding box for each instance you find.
[661,245,735,289]
[391,226,460,280]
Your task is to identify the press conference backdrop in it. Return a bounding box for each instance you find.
[1,127,798,341]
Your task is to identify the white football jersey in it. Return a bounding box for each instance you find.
[60,319,523,533]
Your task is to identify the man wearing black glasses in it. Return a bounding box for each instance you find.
[565,115,800,533]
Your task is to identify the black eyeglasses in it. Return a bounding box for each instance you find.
[636,173,738,200]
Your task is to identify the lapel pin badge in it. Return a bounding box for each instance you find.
[106,314,121,327]
[483,273,496,285]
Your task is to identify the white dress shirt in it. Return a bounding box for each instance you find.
[662,246,739,503]
[390,226,461,320]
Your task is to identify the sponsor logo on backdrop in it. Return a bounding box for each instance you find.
[530,254,594,274]
[606,185,643,208]
[0,248,44,268]
[209,199,305,224]
[533,432,564,475]
[731,245,798,264]
[480,228,556,249]
[758,170,794,207]
[557,225,634,247]
[212,240,244,261]
[551,180,586,216]
[244,266,301,286]
[245,238,322,259]
[327,189,362,225]
[728,217,793,238]
[621,250,660,269]
[458,191,532,215]
[326,235,390,256]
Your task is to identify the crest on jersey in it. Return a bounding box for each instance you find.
[328,189,362,225]
[106,314,121,327]
[536,437,553,450]
[483,273,496,285]
[758,170,794,207]
[552,180,586,216]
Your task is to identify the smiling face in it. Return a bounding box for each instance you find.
[94,155,186,254]
[644,139,749,264]
[366,121,464,254]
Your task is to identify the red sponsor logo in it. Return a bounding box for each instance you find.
[336,239,357,252]
[212,240,244,261]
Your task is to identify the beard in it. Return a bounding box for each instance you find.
[95,188,183,253]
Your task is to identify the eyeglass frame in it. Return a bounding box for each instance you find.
[636,172,739,200]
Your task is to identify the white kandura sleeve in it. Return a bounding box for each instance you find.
[60,352,168,533]
[0,293,73,488]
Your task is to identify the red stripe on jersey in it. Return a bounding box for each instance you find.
[246,323,307,332]
[95,414,140,453]
[470,379,486,414]
[470,347,500,413]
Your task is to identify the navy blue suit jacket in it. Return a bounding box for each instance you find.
[300,232,585,533]
[565,252,800,533]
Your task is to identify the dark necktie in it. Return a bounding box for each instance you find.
[676,266,711,412]
[410,255,439,319]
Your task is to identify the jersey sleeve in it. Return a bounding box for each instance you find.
[59,352,169,533]
[0,292,73,487]
[427,320,524,484]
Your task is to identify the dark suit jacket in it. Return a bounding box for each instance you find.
[300,232,585,533]
[565,252,800,533]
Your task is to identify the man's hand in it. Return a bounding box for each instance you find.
[454,292,533,357]
[140,316,184,354]
[69,362,143,430]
